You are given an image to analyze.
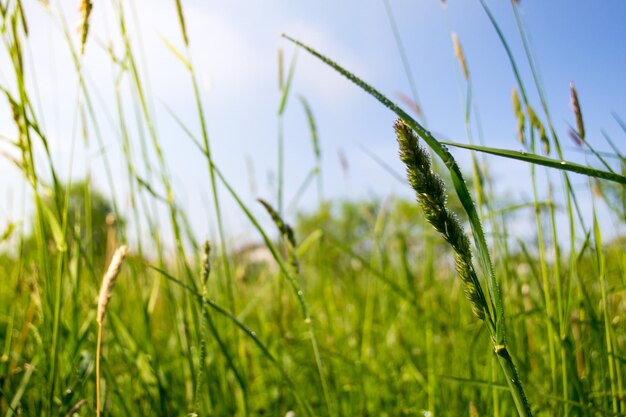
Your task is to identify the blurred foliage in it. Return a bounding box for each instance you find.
[23,181,124,268]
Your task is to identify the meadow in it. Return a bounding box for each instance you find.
[0,1,625,416]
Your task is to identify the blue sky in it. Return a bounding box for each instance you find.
[0,0,624,246]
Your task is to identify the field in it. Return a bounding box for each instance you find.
[0,1,625,416]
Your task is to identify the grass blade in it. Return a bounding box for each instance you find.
[440,140,626,185]
[280,33,501,339]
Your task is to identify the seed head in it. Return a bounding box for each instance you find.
[570,82,585,142]
[257,198,296,248]
[78,0,93,55]
[526,105,550,154]
[97,245,128,324]
[452,33,469,81]
[512,87,525,144]
[201,241,211,285]
[395,119,486,320]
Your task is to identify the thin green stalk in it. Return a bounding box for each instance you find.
[281,34,502,333]
[547,181,568,412]
[177,117,333,414]
[52,0,120,216]
[277,50,297,215]
[395,119,532,416]
[382,0,425,123]
[529,134,558,394]
[114,1,202,405]
[299,96,323,205]
[170,0,235,314]
[283,34,534,415]
[593,207,619,413]
[149,265,316,417]
[508,6,587,410]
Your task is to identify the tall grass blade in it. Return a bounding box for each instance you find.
[440,141,626,185]
[280,33,502,339]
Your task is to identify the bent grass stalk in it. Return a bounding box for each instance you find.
[96,245,127,417]
[282,33,533,415]
[281,33,502,333]
[394,119,532,416]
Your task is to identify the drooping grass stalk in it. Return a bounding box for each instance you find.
[394,119,532,416]
[281,34,502,329]
[437,141,626,185]
[282,34,534,414]
[395,120,490,322]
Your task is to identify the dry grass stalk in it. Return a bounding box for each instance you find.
[452,33,469,80]
[97,245,127,324]
[96,245,127,417]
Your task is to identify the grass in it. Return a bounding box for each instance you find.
[0,1,625,416]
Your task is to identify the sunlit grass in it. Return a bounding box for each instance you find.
[0,1,624,417]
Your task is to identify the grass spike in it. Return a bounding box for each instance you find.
[452,32,470,81]
[96,245,128,417]
[570,82,585,141]
[512,87,525,144]
[78,0,92,54]
[395,119,487,321]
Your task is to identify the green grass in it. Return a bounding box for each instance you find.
[0,1,625,416]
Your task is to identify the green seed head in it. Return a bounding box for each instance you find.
[395,119,487,321]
